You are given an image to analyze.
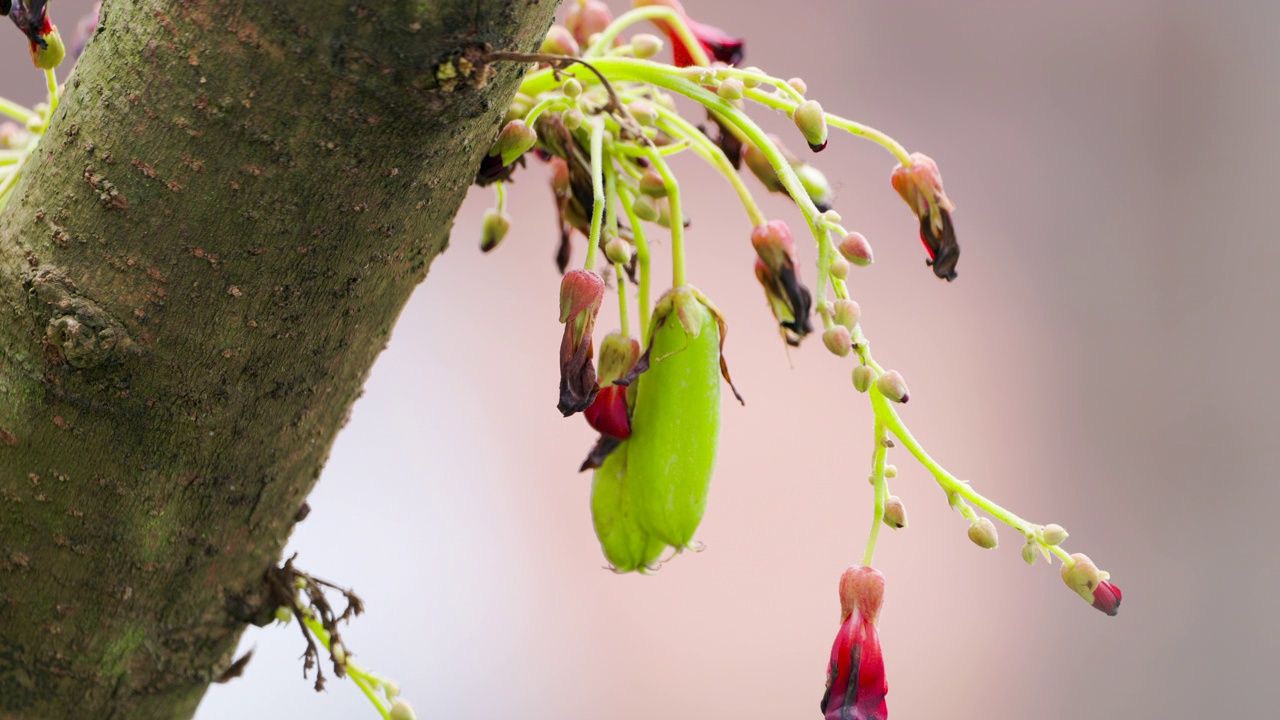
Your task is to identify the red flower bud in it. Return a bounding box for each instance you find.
[557,270,605,416]
[584,385,631,439]
[823,566,889,720]
[1092,579,1123,617]
[891,153,959,281]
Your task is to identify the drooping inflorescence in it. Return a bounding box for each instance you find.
[476,1,1123,717]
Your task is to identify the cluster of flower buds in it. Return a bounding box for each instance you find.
[822,566,889,720]
[469,4,1119,707]
[3,0,64,69]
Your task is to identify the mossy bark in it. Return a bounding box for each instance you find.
[0,1,557,718]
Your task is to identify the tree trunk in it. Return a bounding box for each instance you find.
[0,1,557,717]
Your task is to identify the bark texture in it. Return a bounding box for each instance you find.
[0,1,557,718]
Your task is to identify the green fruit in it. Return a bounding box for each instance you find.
[628,288,722,549]
[590,441,666,572]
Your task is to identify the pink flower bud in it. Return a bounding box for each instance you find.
[542,25,580,57]
[968,517,999,549]
[639,169,668,198]
[565,0,613,46]
[823,326,852,357]
[833,299,860,330]
[851,365,875,393]
[557,270,605,416]
[838,232,875,267]
[717,78,745,101]
[891,153,959,280]
[883,496,907,529]
[875,370,909,403]
[631,33,663,59]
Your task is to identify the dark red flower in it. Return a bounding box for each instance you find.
[584,385,631,439]
[1092,579,1122,617]
[4,0,50,48]
[822,566,888,720]
[635,0,744,68]
[891,153,959,281]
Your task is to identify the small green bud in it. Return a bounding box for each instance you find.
[883,495,908,529]
[822,326,852,357]
[1042,524,1069,546]
[605,237,632,265]
[717,78,745,101]
[795,163,835,210]
[740,67,764,89]
[480,209,511,253]
[838,231,875,267]
[654,92,678,112]
[492,119,537,167]
[542,25,581,57]
[274,606,292,624]
[851,365,875,393]
[829,256,850,280]
[793,99,828,152]
[884,464,897,479]
[833,299,860,330]
[562,78,583,98]
[389,700,418,720]
[875,370,909,403]
[968,517,999,549]
[639,169,668,198]
[1021,540,1039,565]
[787,77,808,95]
[562,108,584,131]
[819,209,842,224]
[31,26,66,70]
[631,33,664,59]
[629,100,658,126]
[631,194,660,222]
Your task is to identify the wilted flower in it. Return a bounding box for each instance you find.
[558,270,605,416]
[822,566,889,720]
[891,152,959,281]
[751,221,813,346]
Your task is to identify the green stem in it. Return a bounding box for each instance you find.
[494,180,506,213]
[583,119,606,272]
[862,419,889,566]
[742,87,912,167]
[870,390,1073,565]
[522,94,573,128]
[618,185,652,342]
[299,613,392,719]
[45,68,58,121]
[0,96,34,124]
[651,103,767,227]
[642,144,685,287]
[584,6,713,67]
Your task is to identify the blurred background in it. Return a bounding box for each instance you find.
[6,1,1278,718]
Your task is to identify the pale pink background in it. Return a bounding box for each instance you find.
[6,2,1277,718]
